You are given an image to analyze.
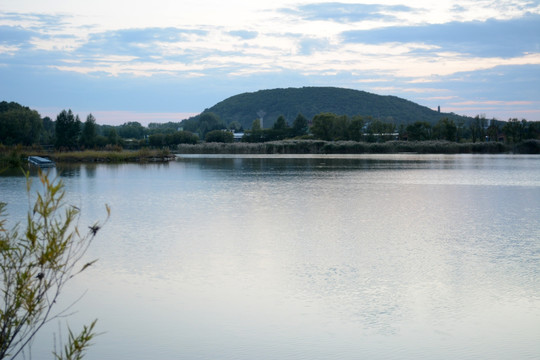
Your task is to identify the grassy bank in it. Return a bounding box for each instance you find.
[49,148,174,163]
[176,140,535,155]
[1,147,174,168]
[0,146,26,168]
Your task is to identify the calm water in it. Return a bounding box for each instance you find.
[1,154,539,360]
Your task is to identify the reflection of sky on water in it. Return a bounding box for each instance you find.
[1,154,539,359]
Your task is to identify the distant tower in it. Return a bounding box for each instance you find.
[257,110,266,129]
[438,106,441,113]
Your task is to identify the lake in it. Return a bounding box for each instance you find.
[1,154,539,360]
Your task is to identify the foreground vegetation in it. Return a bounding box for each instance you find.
[0,171,107,359]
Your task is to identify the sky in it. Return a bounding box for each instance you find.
[1,0,539,125]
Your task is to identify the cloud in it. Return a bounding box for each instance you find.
[0,44,19,55]
[0,13,89,55]
[283,2,414,22]
[0,12,67,30]
[79,28,208,58]
[378,63,540,120]
[298,37,331,55]
[0,25,36,45]
[342,14,540,58]
[228,30,258,40]
[89,28,207,44]
[450,100,533,106]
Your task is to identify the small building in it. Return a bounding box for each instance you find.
[233,132,244,142]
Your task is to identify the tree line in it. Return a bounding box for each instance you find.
[1,101,539,149]
[0,102,199,149]
[241,112,540,144]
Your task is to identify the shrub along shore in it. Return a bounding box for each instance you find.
[50,148,175,162]
[176,139,540,155]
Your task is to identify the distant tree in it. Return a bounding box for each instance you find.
[198,112,224,137]
[107,128,119,145]
[455,120,465,142]
[434,118,457,142]
[486,122,500,142]
[182,131,199,144]
[347,116,364,141]
[519,119,529,141]
[55,110,81,149]
[80,114,98,148]
[242,119,264,142]
[147,122,181,135]
[470,115,486,142]
[148,133,165,147]
[0,102,42,146]
[332,115,349,140]
[502,118,524,144]
[273,115,288,130]
[251,118,262,132]
[165,131,199,145]
[366,119,395,142]
[228,121,243,132]
[205,130,234,143]
[406,121,432,141]
[41,116,55,144]
[310,113,351,141]
[292,113,309,137]
[95,135,108,148]
[117,122,145,139]
[178,118,199,133]
[311,113,338,141]
[526,121,540,140]
[366,119,395,141]
[366,119,382,134]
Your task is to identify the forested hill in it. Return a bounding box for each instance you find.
[198,87,470,129]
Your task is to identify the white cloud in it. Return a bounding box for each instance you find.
[450,100,533,106]
[421,95,458,100]
[0,44,20,55]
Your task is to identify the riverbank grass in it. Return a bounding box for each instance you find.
[1,147,175,167]
[176,140,524,154]
[49,148,174,163]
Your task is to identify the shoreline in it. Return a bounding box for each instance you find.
[176,139,540,155]
[1,140,539,167]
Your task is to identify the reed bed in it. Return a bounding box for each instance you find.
[49,149,174,163]
[176,140,515,155]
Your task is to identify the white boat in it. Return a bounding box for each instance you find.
[28,156,55,168]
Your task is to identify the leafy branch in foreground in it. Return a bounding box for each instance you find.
[53,320,98,360]
[0,170,109,359]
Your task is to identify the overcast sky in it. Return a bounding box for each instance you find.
[1,0,539,125]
